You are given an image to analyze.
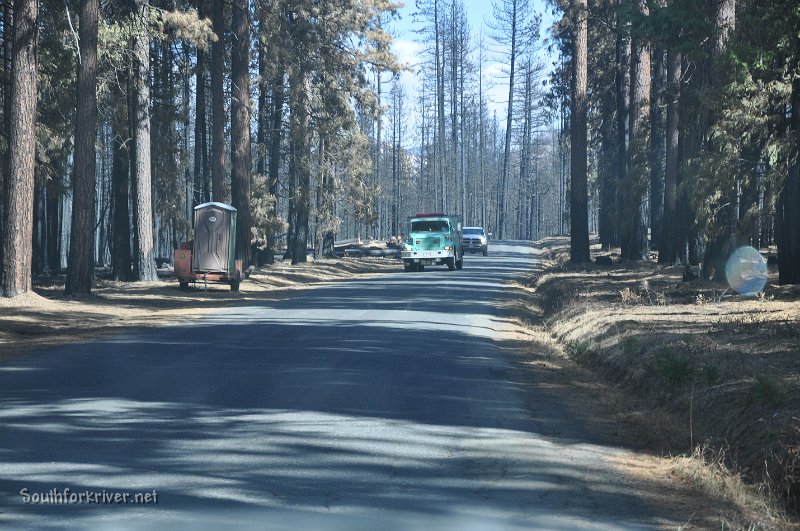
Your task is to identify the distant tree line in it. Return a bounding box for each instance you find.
[0,0,401,297]
[0,0,574,300]
[554,0,800,284]
[7,0,790,299]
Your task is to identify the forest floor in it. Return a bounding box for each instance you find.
[0,256,401,361]
[503,236,800,529]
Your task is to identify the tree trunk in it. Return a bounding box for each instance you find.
[659,50,681,264]
[435,0,447,213]
[0,0,13,279]
[288,63,310,265]
[598,86,617,248]
[391,88,398,236]
[620,0,650,261]
[192,0,207,207]
[1,0,37,297]
[266,71,284,264]
[700,0,736,280]
[111,79,132,281]
[65,0,99,295]
[32,164,47,275]
[231,0,252,267]
[498,0,517,240]
[256,14,268,179]
[46,190,60,273]
[649,46,665,250]
[777,77,800,284]
[210,0,225,202]
[615,0,630,247]
[131,0,157,282]
[569,0,589,263]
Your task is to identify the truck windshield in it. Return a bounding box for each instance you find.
[411,220,449,232]
[463,228,484,235]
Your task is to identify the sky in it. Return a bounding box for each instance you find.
[384,0,559,147]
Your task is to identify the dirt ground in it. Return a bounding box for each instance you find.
[0,257,400,360]
[503,236,800,529]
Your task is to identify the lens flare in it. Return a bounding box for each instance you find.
[725,246,767,295]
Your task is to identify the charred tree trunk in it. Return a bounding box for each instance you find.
[288,63,310,265]
[700,0,736,280]
[192,0,207,207]
[649,46,666,250]
[498,1,518,240]
[111,81,132,281]
[230,0,251,267]
[267,71,284,264]
[569,0,589,263]
[65,0,99,295]
[210,0,225,202]
[659,50,681,264]
[620,0,650,260]
[777,77,800,284]
[598,89,618,248]
[615,0,630,250]
[1,0,37,297]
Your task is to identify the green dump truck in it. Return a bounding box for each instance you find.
[401,213,463,272]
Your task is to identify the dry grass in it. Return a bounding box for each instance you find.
[0,257,400,360]
[506,237,800,528]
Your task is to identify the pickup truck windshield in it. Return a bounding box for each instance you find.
[411,220,449,232]
[463,228,484,235]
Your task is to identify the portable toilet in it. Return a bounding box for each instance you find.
[192,202,238,274]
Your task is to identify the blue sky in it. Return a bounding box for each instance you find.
[384,0,559,145]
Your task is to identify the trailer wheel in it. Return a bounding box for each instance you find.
[230,271,242,291]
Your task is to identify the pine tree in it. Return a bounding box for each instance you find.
[65,0,100,295]
[1,0,38,298]
[210,0,225,202]
[568,0,589,263]
[131,0,157,282]
[620,0,650,260]
[230,0,252,266]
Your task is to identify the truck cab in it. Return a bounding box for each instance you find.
[401,213,463,272]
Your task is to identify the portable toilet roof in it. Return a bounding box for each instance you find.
[195,201,237,212]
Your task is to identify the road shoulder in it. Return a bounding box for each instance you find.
[0,257,400,361]
[494,237,797,529]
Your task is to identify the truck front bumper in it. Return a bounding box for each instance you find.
[402,249,454,265]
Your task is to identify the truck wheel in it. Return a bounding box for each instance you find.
[446,257,456,271]
[179,281,189,290]
[417,264,424,272]
[456,254,463,270]
[404,262,415,272]
[482,249,488,256]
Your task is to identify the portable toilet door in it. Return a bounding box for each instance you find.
[192,202,238,274]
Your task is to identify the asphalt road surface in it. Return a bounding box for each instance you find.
[1,242,681,530]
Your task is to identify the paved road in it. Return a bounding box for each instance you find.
[1,242,676,530]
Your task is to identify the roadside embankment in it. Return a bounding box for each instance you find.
[506,237,800,528]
